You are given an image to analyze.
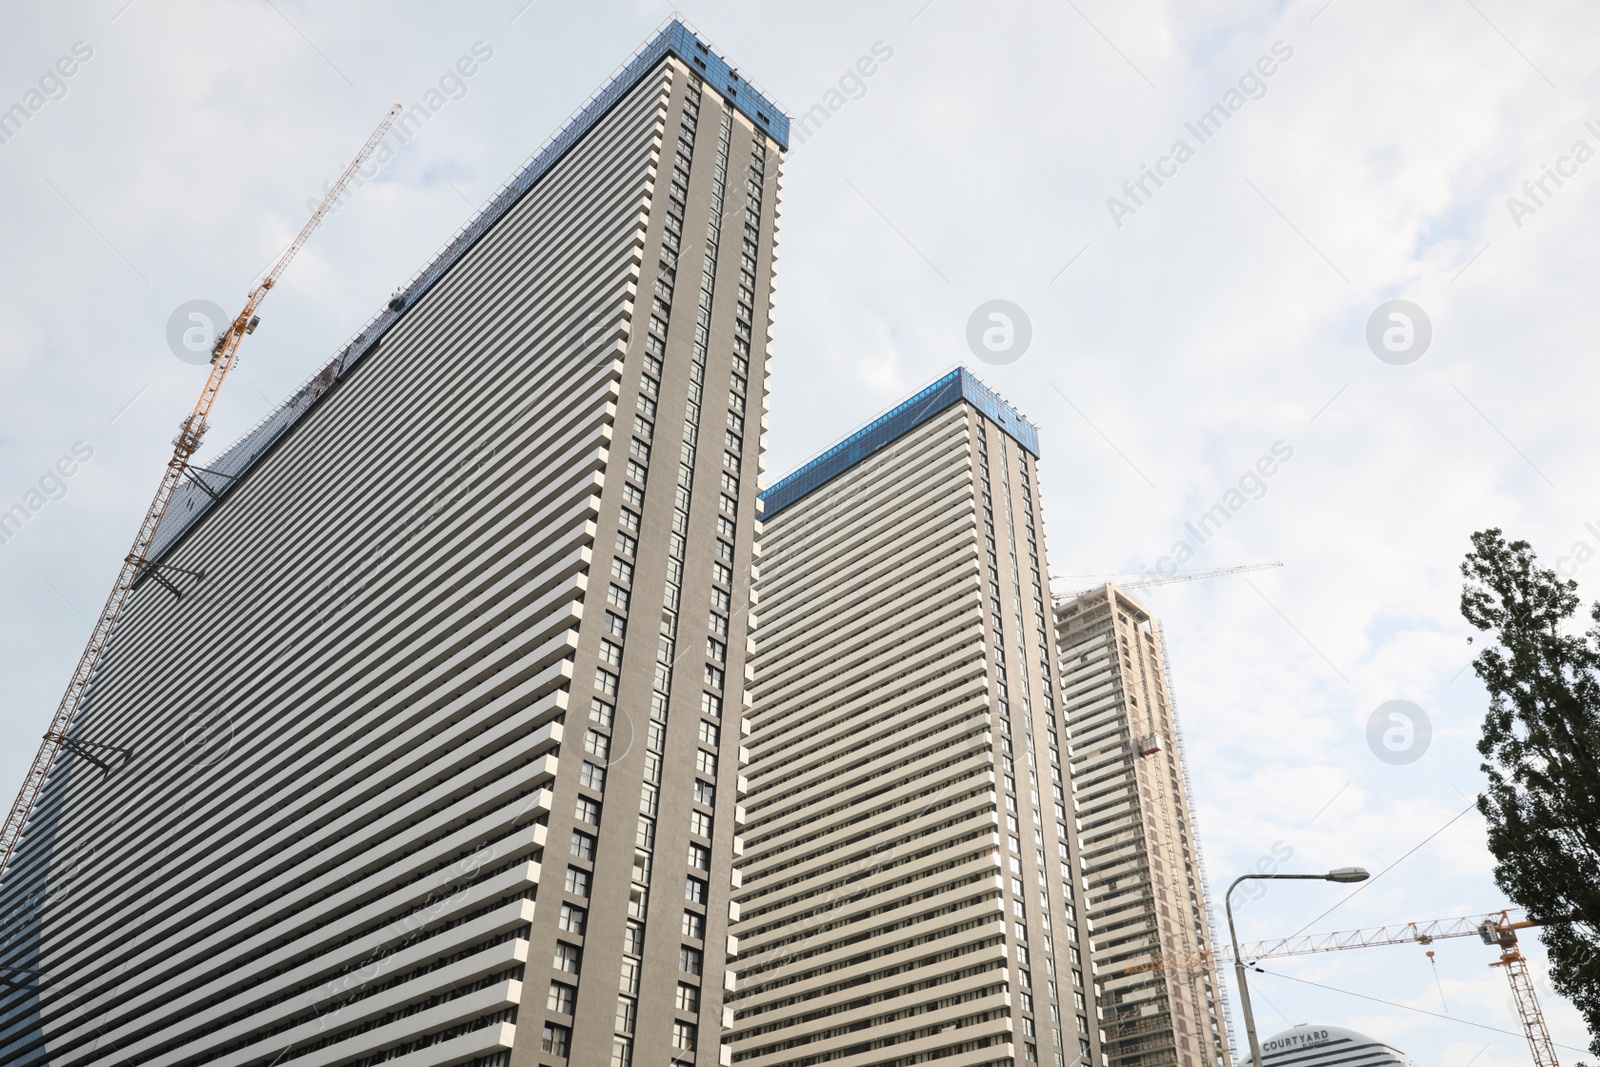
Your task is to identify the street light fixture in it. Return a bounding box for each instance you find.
[1226,867,1369,1067]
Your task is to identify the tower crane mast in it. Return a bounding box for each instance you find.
[0,104,402,885]
[1483,913,1561,1067]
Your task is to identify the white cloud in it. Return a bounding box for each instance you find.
[0,0,1594,1058]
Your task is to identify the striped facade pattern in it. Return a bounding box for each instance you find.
[0,36,780,1067]
[1055,588,1229,1067]
[731,396,1104,1067]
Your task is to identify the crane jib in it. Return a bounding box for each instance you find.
[0,102,402,886]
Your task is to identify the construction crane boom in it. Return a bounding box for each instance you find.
[1239,910,1516,961]
[0,104,401,885]
[1054,561,1283,601]
[1134,909,1560,1067]
[1119,561,1283,591]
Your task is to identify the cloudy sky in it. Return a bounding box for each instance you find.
[2,0,1597,1060]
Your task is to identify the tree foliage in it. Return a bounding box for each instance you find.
[1461,528,1600,1054]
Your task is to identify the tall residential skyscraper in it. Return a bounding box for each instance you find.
[730,369,1106,1067]
[1055,586,1232,1067]
[0,22,783,1067]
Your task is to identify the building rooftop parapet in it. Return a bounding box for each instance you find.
[761,366,1040,520]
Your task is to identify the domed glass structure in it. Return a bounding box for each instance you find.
[1241,1023,1417,1067]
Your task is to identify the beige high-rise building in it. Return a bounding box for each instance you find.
[729,369,1106,1067]
[1054,586,1232,1067]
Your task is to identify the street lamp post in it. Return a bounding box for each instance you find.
[1225,867,1369,1067]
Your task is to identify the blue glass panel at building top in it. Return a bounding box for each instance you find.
[761,368,1040,520]
[958,368,1040,456]
[659,22,790,148]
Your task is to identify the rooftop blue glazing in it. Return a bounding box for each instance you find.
[658,21,790,148]
[760,368,1041,520]
[144,19,787,573]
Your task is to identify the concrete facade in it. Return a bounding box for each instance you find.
[730,371,1106,1067]
[0,24,783,1067]
[1055,587,1231,1067]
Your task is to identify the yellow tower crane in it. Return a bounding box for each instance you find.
[1133,909,1561,1067]
[0,103,402,884]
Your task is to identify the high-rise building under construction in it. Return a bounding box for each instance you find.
[729,369,1106,1067]
[0,21,784,1067]
[1055,586,1232,1067]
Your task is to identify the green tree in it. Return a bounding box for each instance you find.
[1461,528,1600,1054]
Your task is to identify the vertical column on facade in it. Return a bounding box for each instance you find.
[608,80,776,1067]
[973,417,1102,1067]
[716,113,772,1067]
[592,73,710,1067]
